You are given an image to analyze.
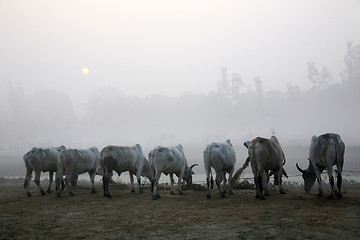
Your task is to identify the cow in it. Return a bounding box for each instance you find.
[101,144,152,198]
[60,147,100,196]
[244,141,288,188]
[246,136,286,200]
[149,144,197,200]
[296,133,345,198]
[203,140,236,199]
[23,145,65,197]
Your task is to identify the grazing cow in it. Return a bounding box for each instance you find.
[296,133,345,198]
[244,141,288,187]
[149,144,197,200]
[203,140,236,199]
[23,146,65,197]
[101,144,152,198]
[246,136,286,200]
[60,147,100,196]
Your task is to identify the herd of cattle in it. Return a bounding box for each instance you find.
[22,133,345,200]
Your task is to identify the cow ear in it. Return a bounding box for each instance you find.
[226,139,232,146]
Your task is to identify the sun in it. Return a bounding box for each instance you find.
[82,67,89,75]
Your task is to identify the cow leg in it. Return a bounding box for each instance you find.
[67,172,76,196]
[205,167,212,199]
[34,170,46,195]
[257,174,265,200]
[169,174,175,195]
[136,170,144,193]
[325,166,334,198]
[55,170,62,198]
[261,170,269,197]
[89,171,97,194]
[316,176,323,197]
[177,173,184,195]
[129,173,136,192]
[152,171,161,200]
[47,171,53,193]
[277,169,285,194]
[228,167,235,195]
[334,164,343,198]
[222,171,227,194]
[215,171,225,198]
[102,175,111,198]
[24,168,33,197]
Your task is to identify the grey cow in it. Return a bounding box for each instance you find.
[149,144,197,200]
[203,140,236,199]
[60,147,100,196]
[296,133,345,198]
[246,136,286,200]
[101,144,152,198]
[23,146,65,197]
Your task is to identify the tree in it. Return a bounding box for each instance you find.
[307,61,331,92]
[217,67,231,97]
[253,76,263,94]
[341,41,360,85]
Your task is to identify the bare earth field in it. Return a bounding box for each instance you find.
[0,181,359,240]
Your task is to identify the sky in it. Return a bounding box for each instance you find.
[1,0,360,105]
[0,0,360,155]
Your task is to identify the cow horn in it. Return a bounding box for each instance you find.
[190,164,198,169]
[296,163,305,173]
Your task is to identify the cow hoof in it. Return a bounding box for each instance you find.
[265,193,271,196]
[103,193,112,198]
[40,190,46,196]
[256,195,260,199]
[327,194,334,199]
[317,193,323,197]
[139,189,144,194]
[69,191,75,196]
[47,190,52,194]
[207,194,211,199]
[27,193,32,197]
[57,193,61,198]
[152,196,159,200]
[91,189,97,194]
[280,190,286,194]
[131,189,136,193]
[220,193,226,198]
[228,191,234,195]
[260,196,266,200]
[170,191,174,195]
[179,191,184,195]
[336,193,343,199]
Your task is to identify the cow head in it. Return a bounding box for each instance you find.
[183,164,198,186]
[296,159,317,192]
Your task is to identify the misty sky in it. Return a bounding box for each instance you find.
[1,1,360,155]
[1,1,360,104]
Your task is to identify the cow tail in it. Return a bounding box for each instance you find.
[206,146,214,189]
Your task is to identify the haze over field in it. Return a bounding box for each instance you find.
[1,1,360,156]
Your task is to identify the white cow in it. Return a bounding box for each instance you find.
[203,140,236,199]
[247,136,286,200]
[296,133,345,198]
[149,144,197,200]
[23,146,65,197]
[101,144,152,198]
[60,147,100,196]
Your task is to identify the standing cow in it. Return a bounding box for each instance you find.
[149,144,197,200]
[296,133,345,198]
[60,147,100,196]
[23,146,65,197]
[247,136,286,200]
[203,140,236,199]
[101,144,152,198]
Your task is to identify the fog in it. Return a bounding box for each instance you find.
[1,1,360,158]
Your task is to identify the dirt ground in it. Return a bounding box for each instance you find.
[0,180,359,240]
